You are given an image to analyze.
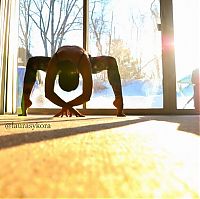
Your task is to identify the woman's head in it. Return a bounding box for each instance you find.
[58,60,79,92]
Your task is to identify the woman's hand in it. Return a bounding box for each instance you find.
[54,107,84,117]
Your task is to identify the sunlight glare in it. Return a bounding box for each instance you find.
[173,0,200,79]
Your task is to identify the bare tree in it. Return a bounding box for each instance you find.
[107,11,113,56]
[130,11,145,79]
[150,0,161,79]
[109,39,140,81]
[19,0,32,61]
[19,0,82,57]
[150,0,160,31]
[90,0,109,56]
[26,0,82,56]
[129,0,162,80]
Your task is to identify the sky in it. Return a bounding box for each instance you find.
[110,0,200,79]
[26,0,200,80]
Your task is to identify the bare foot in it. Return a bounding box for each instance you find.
[19,98,32,116]
[117,111,126,117]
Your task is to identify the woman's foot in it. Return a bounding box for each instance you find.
[19,97,32,116]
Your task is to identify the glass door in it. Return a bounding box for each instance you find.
[17,0,83,113]
[87,0,163,110]
[173,0,200,110]
[18,0,198,115]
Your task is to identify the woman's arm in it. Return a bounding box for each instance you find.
[45,53,92,108]
[65,54,93,107]
[45,54,71,108]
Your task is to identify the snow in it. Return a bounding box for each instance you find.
[17,67,194,110]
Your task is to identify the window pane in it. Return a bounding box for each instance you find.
[88,0,163,109]
[17,0,83,110]
[173,0,200,109]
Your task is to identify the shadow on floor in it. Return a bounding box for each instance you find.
[0,116,114,126]
[154,115,199,135]
[0,115,199,150]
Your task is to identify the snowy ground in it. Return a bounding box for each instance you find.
[17,67,194,110]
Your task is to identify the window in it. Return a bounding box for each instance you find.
[17,0,83,111]
[173,0,200,110]
[17,0,198,114]
[88,0,163,109]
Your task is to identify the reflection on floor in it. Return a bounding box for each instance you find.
[0,115,199,198]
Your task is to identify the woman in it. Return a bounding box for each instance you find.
[20,45,125,117]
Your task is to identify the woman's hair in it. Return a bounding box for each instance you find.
[58,60,79,92]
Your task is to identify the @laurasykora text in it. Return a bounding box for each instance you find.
[5,122,51,130]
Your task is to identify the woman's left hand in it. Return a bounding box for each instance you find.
[54,107,85,117]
